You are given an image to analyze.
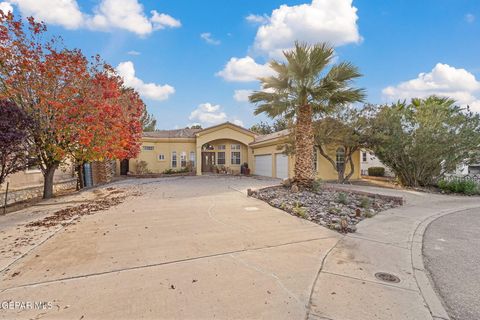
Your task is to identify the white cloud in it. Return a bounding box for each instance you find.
[189,103,227,125]
[246,14,269,24]
[253,0,361,58]
[216,56,274,82]
[382,63,480,112]
[465,13,475,23]
[151,10,181,30]
[0,1,13,13]
[11,0,84,29]
[116,61,175,101]
[233,89,253,102]
[9,0,180,36]
[200,32,221,45]
[189,103,244,127]
[232,119,244,127]
[127,50,141,56]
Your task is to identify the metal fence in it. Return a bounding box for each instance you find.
[443,174,480,184]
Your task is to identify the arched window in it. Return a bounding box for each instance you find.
[336,147,345,172]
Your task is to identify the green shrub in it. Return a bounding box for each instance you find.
[163,167,190,175]
[360,197,371,209]
[312,179,323,192]
[293,202,308,219]
[336,192,348,204]
[437,178,479,195]
[463,180,478,195]
[368,167,385,177]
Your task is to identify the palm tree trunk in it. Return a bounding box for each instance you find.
[294,104,314,187]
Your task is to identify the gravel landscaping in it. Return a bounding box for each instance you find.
[251,185,402,233]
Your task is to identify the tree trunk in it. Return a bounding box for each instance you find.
[75,163,85,190]
[42,164,58,199]
[294,104,314,187]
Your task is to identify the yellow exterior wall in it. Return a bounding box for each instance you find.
[250,141,361,181]
[200,139,249,174]
[195,125,255,175]
[315,147,361,181]
[129,139,196,174]
[126,123,360,181]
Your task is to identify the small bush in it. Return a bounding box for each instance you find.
[368,167,385,177]
[437,178,479,195]
[293,202,308,219]
[336,192,348,204]
[360,197,371,209]
[163,167,190,175]
[136,160,151,174]
[312,179,323,192]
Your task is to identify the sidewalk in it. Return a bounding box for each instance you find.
[306,184,480,320]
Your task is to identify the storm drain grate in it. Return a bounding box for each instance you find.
[375,272,400,283]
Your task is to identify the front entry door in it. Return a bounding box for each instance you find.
[202,152,216,172]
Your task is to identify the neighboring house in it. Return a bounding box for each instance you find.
[360,149,394,177]
[455,162,480,175]
[124,122,361,181]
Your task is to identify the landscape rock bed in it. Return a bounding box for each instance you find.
[251,186,402,233]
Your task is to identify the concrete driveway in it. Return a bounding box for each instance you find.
[424,208,480,320]
[0,176,340,319]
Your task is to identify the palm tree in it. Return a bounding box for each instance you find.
[249,42,365,187]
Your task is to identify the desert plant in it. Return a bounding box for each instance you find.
[359,196,371,209]
[250,42,365,187]
[293,202,308,219]
[368,167,385,177]
[136,161,151,174]
[312,179,324,192]
[336,192,348,204]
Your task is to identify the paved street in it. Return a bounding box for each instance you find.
[423,208,480,320]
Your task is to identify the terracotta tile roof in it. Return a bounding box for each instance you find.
[143,128,201,139]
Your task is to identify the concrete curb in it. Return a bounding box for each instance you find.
[411,205,480,320]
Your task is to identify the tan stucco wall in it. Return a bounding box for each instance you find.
[199,139,248,173]
[250,142,361,181]
[195,125,255,175]
[315,147,361,181]
[0,162,74,192]
[129,139,197,174]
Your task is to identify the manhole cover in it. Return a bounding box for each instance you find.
[375,272,400,283]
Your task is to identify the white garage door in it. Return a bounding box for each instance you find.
[254,155,272,177]
[275,154,289,179]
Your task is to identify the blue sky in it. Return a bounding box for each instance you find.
[2,0,479,129]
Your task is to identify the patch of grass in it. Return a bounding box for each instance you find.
[336,192,348,205]
[359,197,371,209]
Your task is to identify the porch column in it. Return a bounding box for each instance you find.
[196,145,202,176]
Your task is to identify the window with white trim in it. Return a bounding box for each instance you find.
[158,154,165,161]
[142,145,154,151]
[231,144,241,150]
[172,151,177,168]
[362,151,367,162]
[217,152,226,165]
[231,152,241,165]
[180,152,187,167]
[217,145,226,150]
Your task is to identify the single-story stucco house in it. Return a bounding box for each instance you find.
[124,122,361,181]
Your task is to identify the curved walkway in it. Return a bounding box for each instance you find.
[424,208,480,320]
[307,184,480,320]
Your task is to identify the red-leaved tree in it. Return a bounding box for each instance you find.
[0,13,143,198]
